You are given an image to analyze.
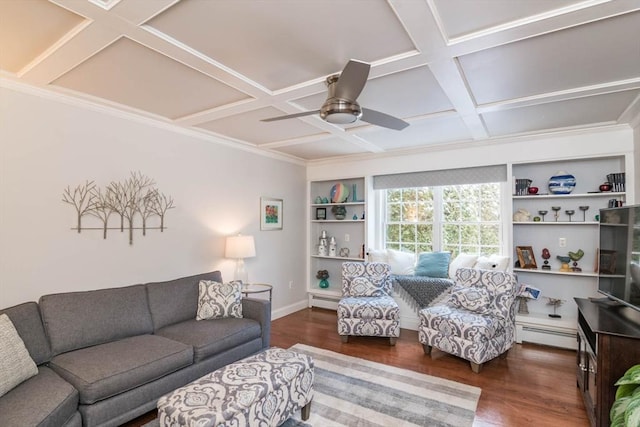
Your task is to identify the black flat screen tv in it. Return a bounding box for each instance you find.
[598,204,640,312]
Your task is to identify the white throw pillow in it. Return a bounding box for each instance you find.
[449,254,479,278]
[387,249,416,275]
[196,280,243,320]
[0,314,38,397]
[474,254,510,271]
[367,249,388,263]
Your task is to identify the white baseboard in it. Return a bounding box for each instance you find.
[272,300,308,320]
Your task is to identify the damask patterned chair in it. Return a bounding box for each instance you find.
[337,262,400,345]
[418,267,518,373]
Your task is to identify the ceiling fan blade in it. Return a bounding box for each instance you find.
[261,110,320,122]
[334,60,370,101]
[361,108,409,130]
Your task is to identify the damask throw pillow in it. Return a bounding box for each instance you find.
[0,314,38,397]
[196,280,243,320]
[449,286,492,313]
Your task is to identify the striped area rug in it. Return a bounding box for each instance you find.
[283,344,481,427]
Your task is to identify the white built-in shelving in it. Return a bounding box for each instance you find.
[307,178,367,308]
[510,155,632,349]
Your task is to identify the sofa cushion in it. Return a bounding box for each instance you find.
[0,314,38,397]
[146,271,223,331]
[0,302,51,365]
[0,366,79,427]
[155,317,261,363]
[49,334,193,404]
[196,280,243,320]
[40,285,153,355]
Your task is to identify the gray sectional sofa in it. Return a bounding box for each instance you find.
[0,271,271,427]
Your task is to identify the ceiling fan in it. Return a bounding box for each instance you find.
[261,60,409,131]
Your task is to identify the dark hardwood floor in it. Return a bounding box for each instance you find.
[126,307,589,426]
[270,308,589,427]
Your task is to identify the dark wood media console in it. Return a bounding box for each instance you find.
[575,298,640,427]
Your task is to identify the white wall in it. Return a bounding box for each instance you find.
[0,84,307,316]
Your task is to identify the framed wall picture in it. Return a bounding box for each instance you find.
[316,207,326,220]
[260,197,283,230]
[598,249,617,274]
[516,246,537,269]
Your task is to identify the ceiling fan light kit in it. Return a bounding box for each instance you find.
[262,60,409,130]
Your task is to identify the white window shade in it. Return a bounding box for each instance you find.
[373,165,507,190]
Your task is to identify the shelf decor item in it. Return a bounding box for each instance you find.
[568,249,584,272]
[551,206,561,221]
[565,209,575,222]
[516,246,537,269]
[538,210,548,222]
[557,255,571,272]
[316,207,326,220]
[548,171,576,194]
[316,270,330,288]
[541,248,551,270]
[330,182,349,203]
[579,206,589,221]
[546,298,564,318]
[331,205,347,220]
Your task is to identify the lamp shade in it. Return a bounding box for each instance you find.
[225,235,256,259]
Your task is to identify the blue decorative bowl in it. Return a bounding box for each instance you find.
[548,172,576,194]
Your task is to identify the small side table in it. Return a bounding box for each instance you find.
[242,283,272,302]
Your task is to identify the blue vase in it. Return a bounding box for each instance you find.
[548,171,576,194]
[319,279,329,289]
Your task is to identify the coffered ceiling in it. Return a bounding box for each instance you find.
[1,0,639,162]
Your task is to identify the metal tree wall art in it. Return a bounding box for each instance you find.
[62,172,175,245]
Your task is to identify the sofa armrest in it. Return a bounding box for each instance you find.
[242,298,271,349]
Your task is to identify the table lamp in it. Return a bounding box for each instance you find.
[225,234,256,284]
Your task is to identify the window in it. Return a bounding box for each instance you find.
[383,183,501,257]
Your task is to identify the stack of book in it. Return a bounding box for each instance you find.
[514,178,533,195]
[606,172,625,192]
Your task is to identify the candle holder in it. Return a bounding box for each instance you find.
[579,206,589,222]
[538,210,548,222]
[551,206,561,222]
[565,209,575,222]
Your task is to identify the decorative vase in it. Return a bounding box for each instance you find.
[548,171,576,194]
[352,184,357,202]
[599,182,612,192]
[319,279,329,289]
[331,205,347,220]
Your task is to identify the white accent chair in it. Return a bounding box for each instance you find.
[337,262,400,345]
[418,267,518,373]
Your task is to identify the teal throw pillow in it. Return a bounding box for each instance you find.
[415,251,451,278]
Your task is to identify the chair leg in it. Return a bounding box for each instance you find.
[422,344,432,355]
[340,335,349,343]
[470,362,483,373]
[301,401,312,421]
[389,337,397,346]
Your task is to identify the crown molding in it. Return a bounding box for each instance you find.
[0,77,306,166]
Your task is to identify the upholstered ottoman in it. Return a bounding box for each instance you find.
[157,347,314,426]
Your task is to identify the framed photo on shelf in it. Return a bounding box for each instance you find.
[516,246,537,269]
[598,249,617,274]
[315,207,326,220]
[260,197,283,230]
